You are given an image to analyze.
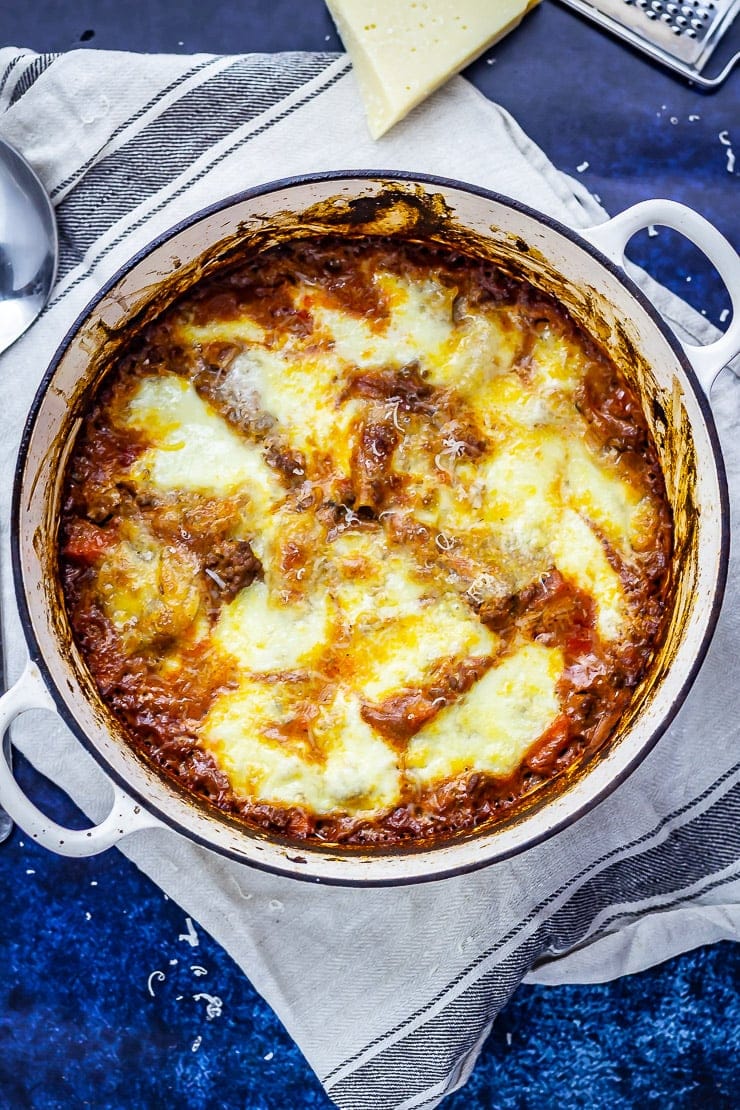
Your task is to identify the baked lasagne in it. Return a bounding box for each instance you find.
[60,237,672,846]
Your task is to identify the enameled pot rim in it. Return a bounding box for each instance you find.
[9,171,732,884]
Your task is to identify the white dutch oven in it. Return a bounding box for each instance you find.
[0,173,737,885]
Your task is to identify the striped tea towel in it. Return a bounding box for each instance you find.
[1,47,738,1110]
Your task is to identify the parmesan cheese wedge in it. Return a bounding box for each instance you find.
[325,0,540,138]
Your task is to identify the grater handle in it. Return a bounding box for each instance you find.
[0,660,164,856]
[581,199,740,395]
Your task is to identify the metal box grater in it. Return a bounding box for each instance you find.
[556,0,740,86]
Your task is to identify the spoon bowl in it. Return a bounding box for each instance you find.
[0,138,57,355]
[0,138,57,841]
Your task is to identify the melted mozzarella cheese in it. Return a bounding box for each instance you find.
[125,376,284,512]
[312,272,456,370]
[550,510,626,641]
[97,519,202,653]
[224,344,361,479]
[327,531,498,700]
[565,439,641,550]
[176,316,266,347]
[354,595,496,703]
[213,578,330,673]
[311,689,401,812]
[406,642,564,785]
[468,373,553,434]
[328,531,428,622]
[478,433,564,553]
[397,427,636,641]
[312,273,523,396]
[429,308,522,395]
[202,684,400,814]
[528,325,586,395]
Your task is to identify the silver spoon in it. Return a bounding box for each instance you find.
[0,138,58,841]
[0,137,58,355]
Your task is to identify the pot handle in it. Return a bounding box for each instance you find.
[0,661,164,856]
[581,199,740,395]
